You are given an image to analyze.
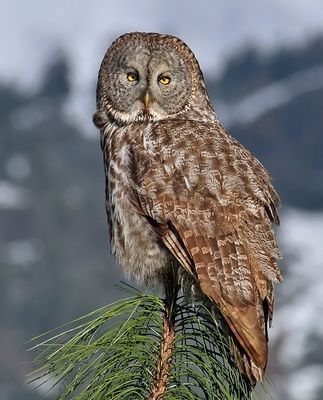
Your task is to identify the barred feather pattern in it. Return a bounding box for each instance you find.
[100,118,282,383]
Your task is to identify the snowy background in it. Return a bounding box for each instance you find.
[0,1,323,399]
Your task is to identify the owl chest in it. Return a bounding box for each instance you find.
[104,127,170,283]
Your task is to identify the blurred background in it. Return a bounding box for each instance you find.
[0,1,323,399]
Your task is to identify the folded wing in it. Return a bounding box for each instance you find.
[130,119,282,382]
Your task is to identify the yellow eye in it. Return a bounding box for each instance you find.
[159,76,171,85]
[127,72,138,82]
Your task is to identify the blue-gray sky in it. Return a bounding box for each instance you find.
[1,0,323,89]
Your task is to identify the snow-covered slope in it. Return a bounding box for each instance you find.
[271,209,323,400]
[219,65,323,128]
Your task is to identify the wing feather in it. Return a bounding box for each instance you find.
[130,118,282,382]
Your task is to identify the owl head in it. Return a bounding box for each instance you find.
[93,32,215,127]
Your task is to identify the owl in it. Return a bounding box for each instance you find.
[93,32,282,384]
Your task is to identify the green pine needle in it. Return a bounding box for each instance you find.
[28,284,253,399]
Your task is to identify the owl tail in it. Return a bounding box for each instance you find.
[208,301,266,385]
[204,295,268,387]
[182,275,266,384]
[230,337,264,384]
[220,305,269,385]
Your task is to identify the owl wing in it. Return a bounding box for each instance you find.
[131,119,282,382]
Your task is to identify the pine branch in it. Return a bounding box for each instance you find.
[27,281,253,399]
[149,269,177,399]
[149,301,175,399]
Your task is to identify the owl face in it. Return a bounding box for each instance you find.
[95,32,210,125]
[106,44,192,118]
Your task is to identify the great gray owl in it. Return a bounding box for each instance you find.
[93,32,282,383]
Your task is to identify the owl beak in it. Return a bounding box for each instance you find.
[143,91,152,109]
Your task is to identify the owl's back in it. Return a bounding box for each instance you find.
[101,116,281,381]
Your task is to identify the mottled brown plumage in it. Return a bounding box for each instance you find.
[93,32,282,383]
